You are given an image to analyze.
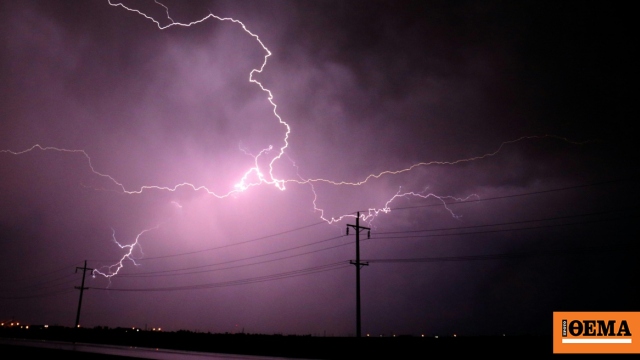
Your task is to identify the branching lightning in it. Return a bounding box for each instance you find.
[92,226,159,279]
[107,0,290,193]
[0,1,587,277]
[291,135,585,188]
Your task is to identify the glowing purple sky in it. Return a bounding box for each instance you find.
[0,1,636,336]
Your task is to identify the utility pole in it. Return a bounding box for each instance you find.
[75,260,93,329]
[347,211,369,338]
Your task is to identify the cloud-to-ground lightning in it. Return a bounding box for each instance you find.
[0,1,588,277]
[92,226,159,279]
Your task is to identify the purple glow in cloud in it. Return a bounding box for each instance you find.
[0,0,635,337]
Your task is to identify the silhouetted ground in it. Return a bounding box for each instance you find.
[0,343,140,359]
[1,326,553,358]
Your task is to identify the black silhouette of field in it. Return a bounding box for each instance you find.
[1,326,551,358]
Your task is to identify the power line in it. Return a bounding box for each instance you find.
[362,243,635,263]
[86,240,634,293]
[89,220,328,263]
[9,276,79,292]
[90,262,351,292]
[375,209,627,235]
[369,216,628,241]
[141,220,328,261]
[6,273,78,291]
[0,262,83,285]
[115,234,345,277]
[117,237,351,278]
[92,214,623,280]
[99,210,627,278]
[0,288,76,300]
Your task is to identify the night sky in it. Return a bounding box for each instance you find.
[0,0,637,337]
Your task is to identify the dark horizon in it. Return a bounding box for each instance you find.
[1,0,637,338]
[1,325,554,358]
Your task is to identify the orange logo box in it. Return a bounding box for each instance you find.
[553,312,639,354]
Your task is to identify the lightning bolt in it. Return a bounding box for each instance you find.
[107,0,290,193]
[0,1,589,277]
[288,135,588,188]
[92,226,159,280]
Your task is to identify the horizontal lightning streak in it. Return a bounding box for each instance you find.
[1,135,584,222]
[288,135,588,187]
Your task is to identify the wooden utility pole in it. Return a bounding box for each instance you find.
[347,211,369,338]
[75,260,93,329]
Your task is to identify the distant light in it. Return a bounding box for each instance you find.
[453,334,457,337]
[137,329,140,332]
[421,334,424,337]
[77,325,81,328]
[366,334,370,337]
[44,325,49,328]
[435,336,439,339]
[503,334,506,336]
[16,322,19,326]
[25,326,29,329]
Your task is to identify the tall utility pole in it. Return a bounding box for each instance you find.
[75,260,93,329]
[347,211,369,338]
